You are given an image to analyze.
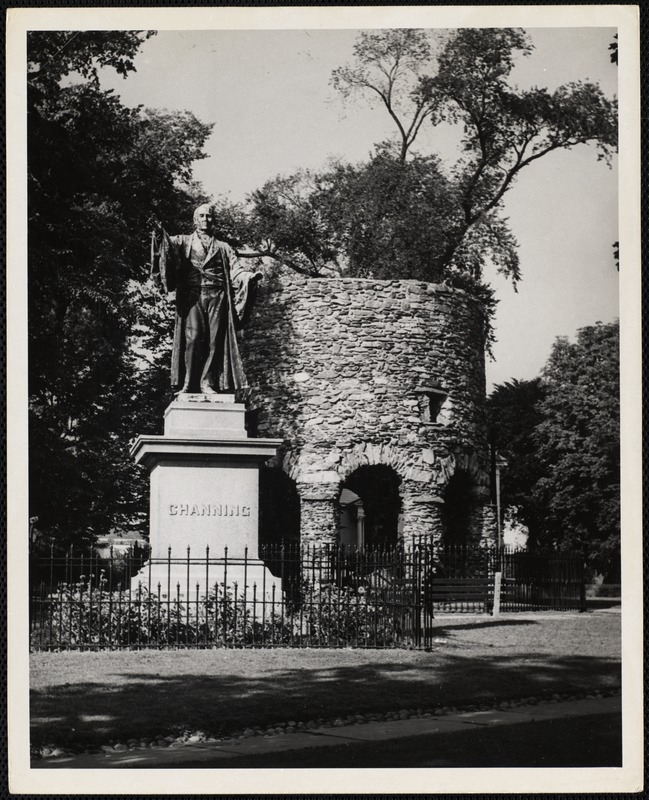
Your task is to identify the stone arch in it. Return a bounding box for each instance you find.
[437,450,490,496]
[339,464,403,548]
[338,442,409,482]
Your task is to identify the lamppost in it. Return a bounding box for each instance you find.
[495,455,508,549]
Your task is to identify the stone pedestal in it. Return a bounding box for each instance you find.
[130,394,283,596]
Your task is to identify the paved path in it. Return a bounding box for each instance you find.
[33,695,621,769]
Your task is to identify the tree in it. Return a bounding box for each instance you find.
[532,321,620,579]
[213,145,515,305]
[230,147,460,281]
[331,29,440,163]
[228,171,340,277]
[315,146,466,282]
[487,323,620,578]
[27,30,155,87]
[226,28,615,307]
[28,32,212,547]
[487,378,547,545]
[428,29,617,270]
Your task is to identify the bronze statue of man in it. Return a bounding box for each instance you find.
[151,204,261,394]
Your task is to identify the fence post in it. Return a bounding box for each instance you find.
[492,571,502,616]
[579,557,587,613]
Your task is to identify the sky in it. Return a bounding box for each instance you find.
[99,27,619,391]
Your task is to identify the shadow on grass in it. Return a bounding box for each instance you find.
[433,619,539,633]
[30,648,621,749]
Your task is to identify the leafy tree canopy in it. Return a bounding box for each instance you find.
[28,31,211,547]
[210,28,616,325]
[533,321,620,578]
[27,30,155,88]
[488,321,620,579]
[487,378,547,544]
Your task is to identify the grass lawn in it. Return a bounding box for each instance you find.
[30,611,620,750]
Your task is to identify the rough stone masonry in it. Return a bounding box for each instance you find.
[240,275,495,547]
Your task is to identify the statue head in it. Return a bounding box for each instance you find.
[193,204,214,234]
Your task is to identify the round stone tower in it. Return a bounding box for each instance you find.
[240,275,494,549]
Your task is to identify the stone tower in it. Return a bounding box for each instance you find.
[240,275,494,549]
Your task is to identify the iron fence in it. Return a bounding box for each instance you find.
[29,543,586,651]
[429,546,585,612]
[498,549,586,612]
[30,543,435,651]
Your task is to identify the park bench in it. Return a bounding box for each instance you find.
[426,577,494,613]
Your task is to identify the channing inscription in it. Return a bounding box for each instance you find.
[168,503,251,517]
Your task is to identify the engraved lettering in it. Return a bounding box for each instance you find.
[168,502,249,516]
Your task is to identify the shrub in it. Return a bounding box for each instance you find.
[30,574,292,650]
[296,582,406,647]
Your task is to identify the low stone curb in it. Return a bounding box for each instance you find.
[32,685,621,761]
